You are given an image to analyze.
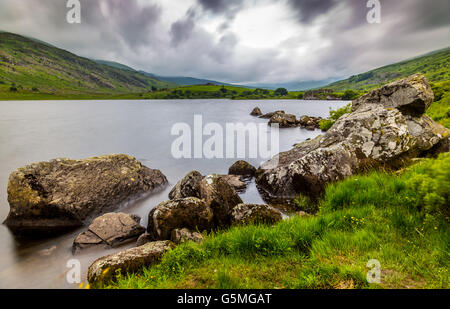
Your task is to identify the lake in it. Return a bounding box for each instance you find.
[0,99,348,288]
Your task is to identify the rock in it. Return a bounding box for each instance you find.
[352,74,434,116]
[228,160,256,177]
[256,75,449,202]
[136,233,154,247]
[73,213,145,251]
[269,113,298,128]
[222,175,247,192]
[171,228,204,244]
[147,198,214,240]
[199,174,243,227]
[4,154,168,235]
[259,110,285,119]
[87,241,174,285]
[168,170,203,200]
[230,204,282,226]
[250,107,262,116]
[298,115,323,130]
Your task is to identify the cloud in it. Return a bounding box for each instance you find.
[0,0,448,84]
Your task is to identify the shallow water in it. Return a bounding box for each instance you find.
[0,99,348,288]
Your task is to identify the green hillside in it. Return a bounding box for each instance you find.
[0,32,175,98]
[327,48,450,92]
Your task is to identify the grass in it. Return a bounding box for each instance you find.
[327,48,450,92]
[100,153,450,289]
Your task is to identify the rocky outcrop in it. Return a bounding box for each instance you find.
[4,154,168,235]
[250,107,263,116]
[87,241,174,285]
[256,75,448,202]
[269,113,298,128]
[73,213,145,252]
[147,197,213,240]
[230,204,282,226]
[171,228,204,244]
[228,160,256,177]
[352,74,434,116]
[199,174,243,227]
[168,170,203,200]
[304,89,340,100]
[298,116,323,130]
[259,110,285,119]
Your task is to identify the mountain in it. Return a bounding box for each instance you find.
[92,60,137,72]
[245,78,341,91]
[0,32,175,95]
[138,71,237,87]
[327,47,450,91]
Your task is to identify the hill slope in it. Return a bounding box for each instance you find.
[0,32,175,96]
[327,48,450,91]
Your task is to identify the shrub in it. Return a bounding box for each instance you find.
[319,103,352,131]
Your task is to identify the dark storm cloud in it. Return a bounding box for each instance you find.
[287,0,338,23]
[0,0,448,84]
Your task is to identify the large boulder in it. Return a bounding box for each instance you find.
[199,174,243,227]
[73,213,145,252]
[4,154,168,235]
[87,241,174,285]
[147,197,213,240]
[352,74,434,116]
[230,204,283,226]
[228,160,256,177]
[168,170,203,200]
[256,75,448,202]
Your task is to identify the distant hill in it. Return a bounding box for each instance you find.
[0,32,175,95]
[92,59,137,72]
[245,78,341,91]
[327,47,450,91]
[138,71,237,87]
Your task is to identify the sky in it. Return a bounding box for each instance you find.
[0,0,449,84]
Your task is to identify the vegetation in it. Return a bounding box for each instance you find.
[0,32,175,98]
[327,48,450,92]
[428,80,450,128]
[100,153,449,289]
[140,85,305,100]
[319,104,353,131]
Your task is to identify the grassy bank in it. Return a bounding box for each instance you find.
[101,153,449,289]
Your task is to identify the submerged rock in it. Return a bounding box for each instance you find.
[147,197,213,240]
[228,160,256,177]
[73,213,145,252]
[250,107,263,116]
[171,228,204,244]
[199,174,243,227]
[259,110,285,119]
[4,154,168,235]
[256,75,449,202]
[230,204,282,226]
[87,241,174,285]
[168,170,203,200]
[269,113,298,128]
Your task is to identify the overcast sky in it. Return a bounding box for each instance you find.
[0,0,449,84]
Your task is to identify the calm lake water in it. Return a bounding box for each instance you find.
[0,99,348,288]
